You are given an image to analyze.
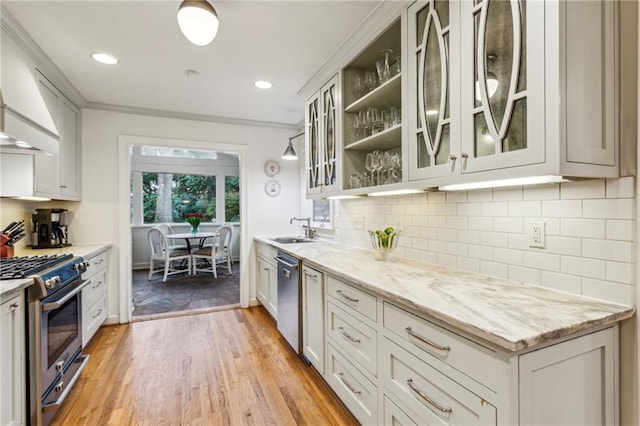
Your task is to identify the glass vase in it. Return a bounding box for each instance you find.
[191,224,199,235]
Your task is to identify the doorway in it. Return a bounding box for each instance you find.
[117,135,250,324]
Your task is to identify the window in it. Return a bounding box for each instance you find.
[142,172,216,223]
[225,176,240,222]
[312,199,331,225]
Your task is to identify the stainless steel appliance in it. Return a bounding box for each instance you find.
[0,254,89,426]
[32,209,71,249]
[275,251,301,354]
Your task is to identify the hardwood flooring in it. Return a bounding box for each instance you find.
[52,307,357,426]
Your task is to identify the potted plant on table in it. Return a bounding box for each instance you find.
[185,213,203,235]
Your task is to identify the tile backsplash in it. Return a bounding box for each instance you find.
[335,177,635,307]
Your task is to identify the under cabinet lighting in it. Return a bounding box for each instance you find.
[15,196,52,201]
[368,189,424,197]
[438,175,573,191]
[14,141,32,148]
[326,195,363,200]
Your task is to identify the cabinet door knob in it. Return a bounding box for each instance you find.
[449,154,457,161]
[461,152,469,159]
[10,302,19,310]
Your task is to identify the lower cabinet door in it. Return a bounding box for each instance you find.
[83,295,108,347]
[384,396,418,426]
[381,337,496,426]
[326,343,377,425]
[302,265,324,374]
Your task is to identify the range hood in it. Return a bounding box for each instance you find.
[0,29,60,155]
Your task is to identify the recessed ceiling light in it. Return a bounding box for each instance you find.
[91,52,119,65]
[254,80,272,89]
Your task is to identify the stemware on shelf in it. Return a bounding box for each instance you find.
[372,150,383,186]
[352,113,362,140]
[365,152,376,186]
[353,73,364,99]
[364,71,377,93]
[380,49,393,83]
[391,54,401,77]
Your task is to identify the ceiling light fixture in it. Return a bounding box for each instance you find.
[254,80,273,90]
[177,0,219,46]
[90,52,119,65]
[283,132,304,161]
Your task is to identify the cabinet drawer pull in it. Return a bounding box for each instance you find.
[407,378,452,414]
[263,267,270,271]
[337,326,361,343]
[336,290,358,303]
[95,258,104,265]
[338,372,361,395]
[405,327,450,352]
[92,309,103,319]
[10,302,19,310]
[92,281,103,290]
[303,270,318,278]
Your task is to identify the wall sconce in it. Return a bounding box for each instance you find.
[177,0,219,46]
[282,132,304,160]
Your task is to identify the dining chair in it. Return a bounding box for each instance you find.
[191,224,233,278]
[157,223,189,251]
[147,227,192,282]
[200,223,233,264]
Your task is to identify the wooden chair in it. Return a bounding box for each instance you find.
[191,224,233,278]
[147,227,192,282]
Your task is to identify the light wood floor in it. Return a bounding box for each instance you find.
[52,307,357,426]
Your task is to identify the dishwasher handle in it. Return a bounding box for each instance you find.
[274,256,299,270]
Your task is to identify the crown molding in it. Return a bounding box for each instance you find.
[297,1,409,99]
[1,5,86,107]
[84,101,301,131]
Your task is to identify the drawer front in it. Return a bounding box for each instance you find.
[384,396,418,426]
[327,301,377,376]
[327,276,377,322]
[326,343,377,425]
[82,269,108,308]
[82,294,107,347]
[383,302,500,390]
[83,251,108,278]
[381,338,497,426]
[256,242,277,265]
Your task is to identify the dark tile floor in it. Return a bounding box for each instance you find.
[131,263,240,317]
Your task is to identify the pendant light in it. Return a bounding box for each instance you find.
[282,132,304,161]
[475,54,499,101]
[177,0,219,46]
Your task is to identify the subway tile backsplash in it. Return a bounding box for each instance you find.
[335,177,635,307]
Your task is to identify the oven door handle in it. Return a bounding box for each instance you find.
[42,354,90,413]
[42,279,91,312]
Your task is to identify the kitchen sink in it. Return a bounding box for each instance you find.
[270,236,315,244]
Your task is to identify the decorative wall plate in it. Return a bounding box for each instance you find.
[264,180,281,197]
[264,160,281,177]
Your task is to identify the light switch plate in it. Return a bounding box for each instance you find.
[353,215,364,229]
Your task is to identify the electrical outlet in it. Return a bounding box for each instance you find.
[528,221,545,248]
[353,215,364,230]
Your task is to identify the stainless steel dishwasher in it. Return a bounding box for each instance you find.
[275,250,301,354]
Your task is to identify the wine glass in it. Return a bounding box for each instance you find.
[359,110,370,138]
[368,108,381,134]
[364,71,377,93]
[390,106,401,126]
[352,113,361,141]
[375,60,386,85]
[353,73,364,99]
[371,150,383,185]
[391,54,401,76]
[365,153,376,185]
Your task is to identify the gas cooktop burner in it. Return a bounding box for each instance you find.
[0,254,74,280]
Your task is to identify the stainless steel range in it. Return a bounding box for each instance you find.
[0,254,90,426]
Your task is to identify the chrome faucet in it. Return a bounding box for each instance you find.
[290,217,316,239]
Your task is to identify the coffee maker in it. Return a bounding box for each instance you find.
[32,208,71,248]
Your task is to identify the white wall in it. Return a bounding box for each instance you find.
[335,177,635,307]
[76,108,303,320]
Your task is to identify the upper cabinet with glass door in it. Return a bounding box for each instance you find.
[305,74,342,198]
[408,0,619,186]
[342,19,404,192]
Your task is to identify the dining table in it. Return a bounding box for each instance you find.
[166,232,217,252]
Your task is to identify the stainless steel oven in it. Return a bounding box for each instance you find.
[0,254,90,426]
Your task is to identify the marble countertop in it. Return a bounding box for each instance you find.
[0,243,112,303]
[255,236,635,352]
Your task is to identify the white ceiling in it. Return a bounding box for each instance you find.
[4,0,379,127]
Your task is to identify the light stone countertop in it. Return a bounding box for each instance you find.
[255,236,635,352]
[0,243,112,303]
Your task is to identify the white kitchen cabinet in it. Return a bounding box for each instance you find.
[34,71,81,201]
[255,242,278,320]
[81,249,109,347]
[301,264,324,374]
[1,293,25,426]
[305,74,342,198]
[408,0,618,186]
[519,328,616,426]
